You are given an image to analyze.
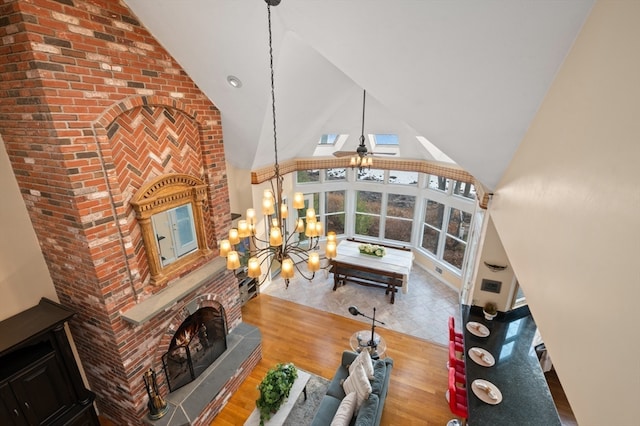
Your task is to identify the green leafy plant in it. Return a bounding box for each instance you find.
[256,363,298,425]
[484,302,498,315]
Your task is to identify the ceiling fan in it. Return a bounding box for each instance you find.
[332,90,396,159]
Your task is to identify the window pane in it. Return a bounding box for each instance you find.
[443,237,466,269]
[421,226,439,255]
[387,194,415,219]
[373,134,399,145]
[388,170,419,185]
[355,214,380,237]
[297,169,320,183]
[424,200,444,228]
[357,169,384,182]
[356,191,382,214]
[320,134,338,145]
[326,213,345,234]
[326,191,345,213]
[385,218,412,242]
[325,168,346,181]
[447,208,472,242]
[428,175,449,191]
[452,181,476,199]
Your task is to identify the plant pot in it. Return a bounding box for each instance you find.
[483,310,497,321]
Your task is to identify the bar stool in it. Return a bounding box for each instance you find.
[447,366,468,425]
[449,341,466,385]
[449,316,464,347]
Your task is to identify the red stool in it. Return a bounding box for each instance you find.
[447,366,468,424]
[449,316,464,346]
[449,341,466,385]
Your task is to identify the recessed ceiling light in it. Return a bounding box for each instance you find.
[227,75,242,88]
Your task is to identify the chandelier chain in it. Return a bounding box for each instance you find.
[267,3,278,168]
[360,90,366,145]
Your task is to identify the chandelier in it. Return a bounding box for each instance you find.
[220,0,336,287]
[350,90,373,171]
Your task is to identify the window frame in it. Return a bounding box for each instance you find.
[131,173,211,286]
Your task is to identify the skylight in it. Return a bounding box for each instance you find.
[372,134,399,145]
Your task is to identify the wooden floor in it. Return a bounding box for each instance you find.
[212,294,454,426]
[100,294,577,425]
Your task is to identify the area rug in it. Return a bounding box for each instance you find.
[283,372,330,425]
[244,370,330,425]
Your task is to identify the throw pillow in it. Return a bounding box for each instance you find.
[369,360,386,395]
[349,349,375,380]
[330,391,357,426]
[342,363,372,411]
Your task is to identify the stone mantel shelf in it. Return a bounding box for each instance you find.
[121,258,226,326]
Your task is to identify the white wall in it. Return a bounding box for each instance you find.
[0,135,59,320]
[489,2,640,424]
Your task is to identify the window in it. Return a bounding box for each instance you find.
[355,190,382,238]
[357,168,384,182]
[325,168,346,181]
[452,180,476,200]
[422,200,444,255]
[131,174,210,286]
[384,193,415,242]
[319,134,339,145]
[297,169,320,183]
[325,190,345,234]
[443,207,471,269]
[372,134,399,145]
[388,170,418,186]
[292,167,476,274]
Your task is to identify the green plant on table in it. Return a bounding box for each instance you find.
[256,363,298,425]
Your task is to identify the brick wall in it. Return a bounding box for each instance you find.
[0,0,247,424]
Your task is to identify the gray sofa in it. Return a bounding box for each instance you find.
[311,351,394,426]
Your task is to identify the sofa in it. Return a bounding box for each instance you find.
[311,351,394,426]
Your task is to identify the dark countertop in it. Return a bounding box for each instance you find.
[461,305,561,426]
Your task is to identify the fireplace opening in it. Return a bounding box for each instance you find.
[162,303,227,392]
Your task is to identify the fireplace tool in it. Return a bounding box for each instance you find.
[143,368,168,420]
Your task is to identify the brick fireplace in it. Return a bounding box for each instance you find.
[0,1,260,424]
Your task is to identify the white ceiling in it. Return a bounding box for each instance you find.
[123,0,594,190]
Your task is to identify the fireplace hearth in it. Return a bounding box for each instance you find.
[162,303,227,392]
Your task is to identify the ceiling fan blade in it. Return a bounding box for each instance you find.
[371,152,396,156]
[332,151,357,158]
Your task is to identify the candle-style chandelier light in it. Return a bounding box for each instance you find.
[220,0,336,287]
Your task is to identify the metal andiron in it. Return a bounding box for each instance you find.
[143,368,168,420]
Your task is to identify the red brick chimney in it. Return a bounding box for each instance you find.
[0,1,253,424]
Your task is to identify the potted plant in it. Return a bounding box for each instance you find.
[256,363,298,425]
[483,302,498,320]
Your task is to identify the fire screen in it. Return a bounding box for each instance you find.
[162,303,227,392]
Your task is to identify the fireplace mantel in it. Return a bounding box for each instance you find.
[121,258,226,326]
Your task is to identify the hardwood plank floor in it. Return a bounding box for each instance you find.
[213,294,455,426]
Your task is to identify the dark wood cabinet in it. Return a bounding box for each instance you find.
[0,298,99,426]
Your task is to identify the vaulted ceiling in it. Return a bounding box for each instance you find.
[123,0,595,190]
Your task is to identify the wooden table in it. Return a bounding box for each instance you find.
[330,239,413,303]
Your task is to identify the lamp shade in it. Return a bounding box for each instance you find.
[247,257,261,278]
[246,208,256,225]
[228,228,240,245]
[226,251,240,270]
[237,220,250,238]
[314,221,323,236]
[280,203,288,219]
[293,192,305,209]
[308,252,320,272]
[269,226,283,246]
[306,208,316,222]
[281,258,294,279]
[262,196,275,215]
[296,218,305,233]
[219,239,231,257]
[327,231,337,242]
[326,241,337,259]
